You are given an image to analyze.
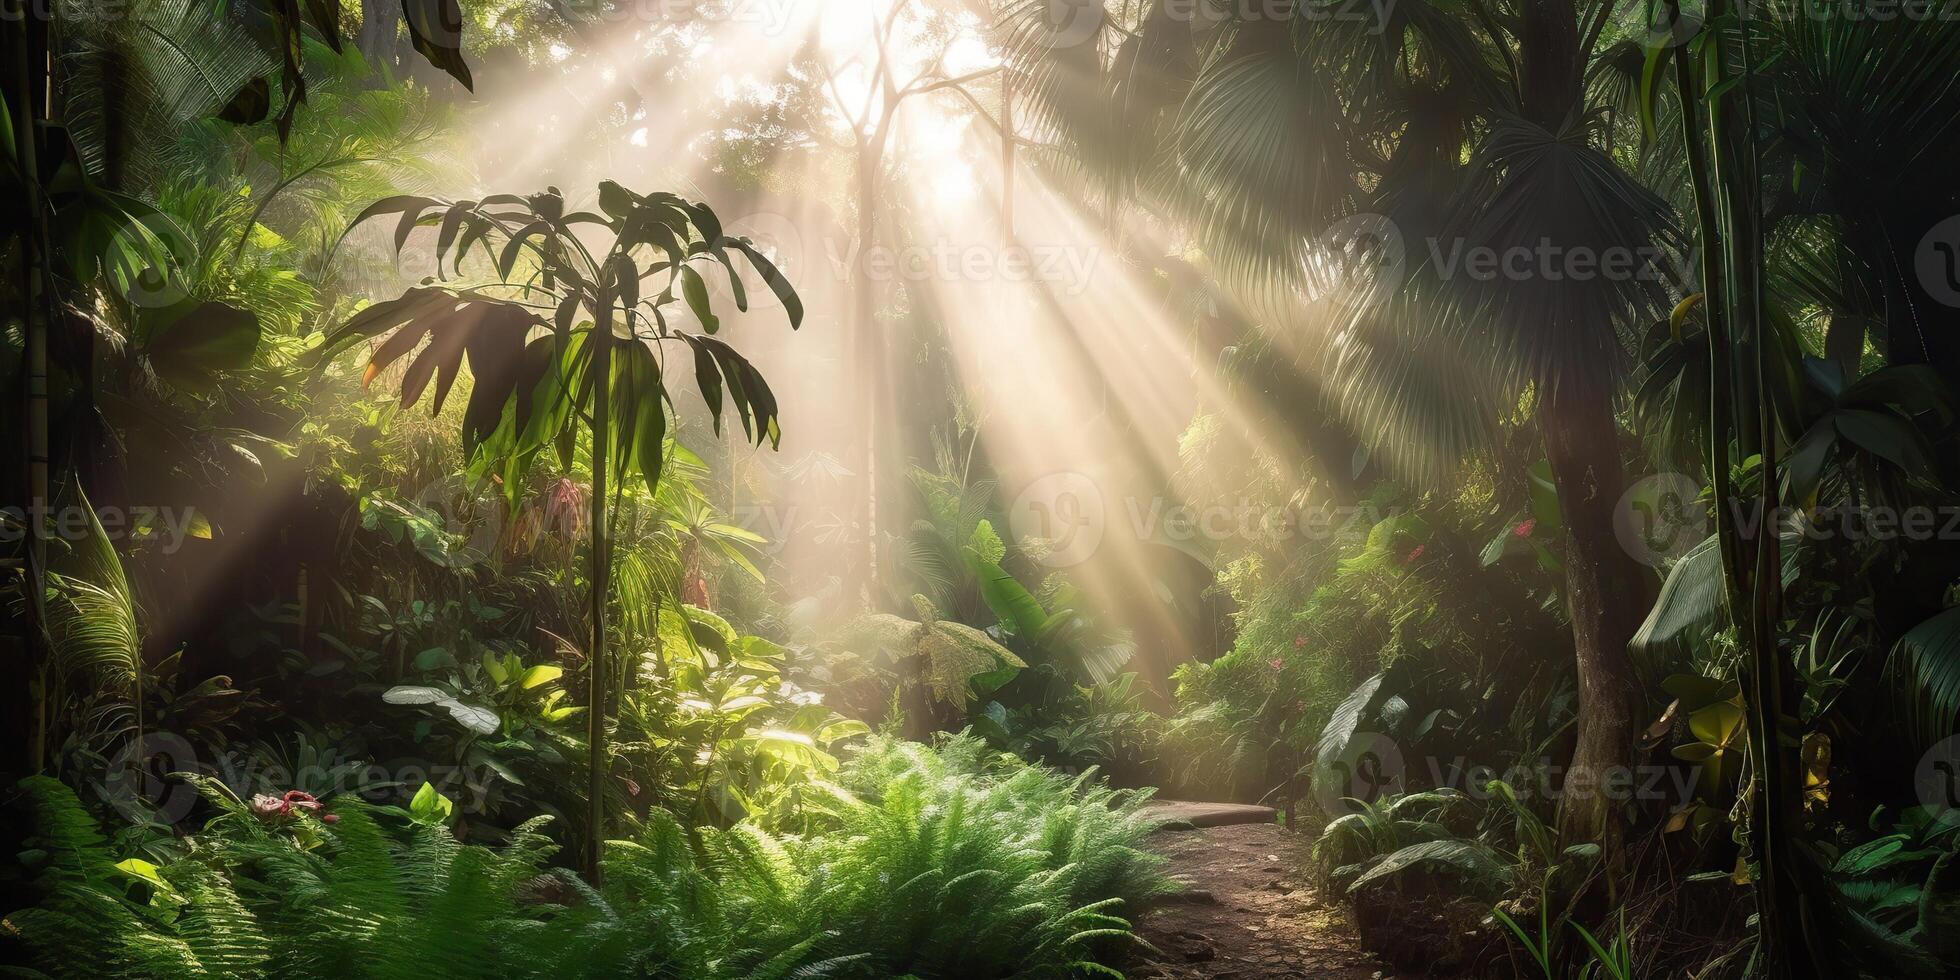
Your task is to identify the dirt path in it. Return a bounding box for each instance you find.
[1129,804,1396,979]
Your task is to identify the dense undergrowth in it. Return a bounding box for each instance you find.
[9,736,1166,979]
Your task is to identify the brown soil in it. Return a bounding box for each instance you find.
[1129,821,1408,980]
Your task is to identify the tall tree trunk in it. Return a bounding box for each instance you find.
[1540,381,1646,849]
[1518,0,1645,852]
[10,0,53,778]
[1518,0,1580,126]
[584,314,613,883]
[852,151,881,600]
[357,0,398,76]
[852,107,901,603]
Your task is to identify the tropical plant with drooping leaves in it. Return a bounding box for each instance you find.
[837,594,1028,726]
[311,178,802,876]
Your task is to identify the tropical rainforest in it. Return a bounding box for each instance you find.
[5,1,1960,978]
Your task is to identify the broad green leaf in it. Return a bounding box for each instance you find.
[519,665,563,689]
[681,264,719,334]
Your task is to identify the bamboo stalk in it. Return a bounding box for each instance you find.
[1700,5,1818,974]
[1666,6,1744,620]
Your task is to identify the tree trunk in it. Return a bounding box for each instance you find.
[1539,381,1645,850]
[852,131,893,602]
[680,536,710,609]
[1518,0,1580,126]
[356,0,398,76]
[584,313,613,883]
[11,2,53,778]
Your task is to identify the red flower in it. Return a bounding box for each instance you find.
[282,790,322,814]
[1406,544,1426,562]
[253,790,334,824]
[1513,518,1537,538]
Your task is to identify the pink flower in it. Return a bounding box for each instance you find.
[1292,635,1307,648]
[1514,518,1537,538]
[1269,658,1285,671]
[282,790,322,814]
[252,790,333,824]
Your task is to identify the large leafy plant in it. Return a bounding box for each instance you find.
[314,179,801,874]
[376,651,583,831]
[614,602,868,830]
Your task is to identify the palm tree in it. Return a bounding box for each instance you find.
[999,0,1670,848]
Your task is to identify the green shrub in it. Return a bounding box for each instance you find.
[7,736,1168,979]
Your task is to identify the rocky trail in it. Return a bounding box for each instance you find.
[1129,802,1403,980]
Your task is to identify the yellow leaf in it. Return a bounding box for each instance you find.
[115,858,166,887]
[1803,731,1831,808]
[1689,702,1744,747]
[519,665,563,689]
[1671,293,1705,339]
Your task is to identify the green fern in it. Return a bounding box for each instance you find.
[12,737,1166,979]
